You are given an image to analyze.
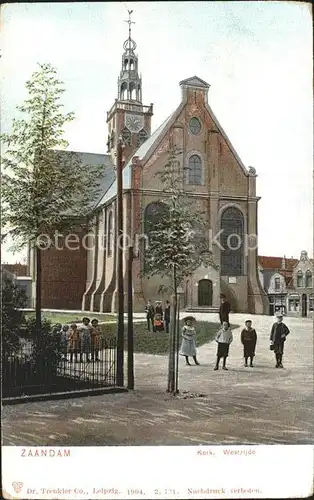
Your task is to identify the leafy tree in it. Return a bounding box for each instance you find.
[1,275,27,356]
[143,146,218,394]
[1,63,103,336]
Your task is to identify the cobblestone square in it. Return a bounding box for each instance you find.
[2,314,313,446]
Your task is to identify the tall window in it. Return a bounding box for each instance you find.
[220,207,244,276]
[189,117,201,135]
[305,270,312,288]
[107,211,114,257]
[274,277,280,291]
[187,154,202,185]
[297,270,303,288]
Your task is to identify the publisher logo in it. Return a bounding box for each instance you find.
[12,482,23,494]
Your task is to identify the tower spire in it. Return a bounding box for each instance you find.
[117,10,142,103]
[125,10,135,46]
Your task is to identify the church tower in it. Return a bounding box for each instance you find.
[106,11,153,164]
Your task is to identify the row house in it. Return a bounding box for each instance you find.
[258,251,313,317]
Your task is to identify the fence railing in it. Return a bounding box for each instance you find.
[2,336,117,399]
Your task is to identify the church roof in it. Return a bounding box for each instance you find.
[54,150,115,209]
[96,113,174,207]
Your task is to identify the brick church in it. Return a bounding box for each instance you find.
[30,17,268,314]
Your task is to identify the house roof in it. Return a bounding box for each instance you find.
[95,112,175,207]
[258,256,298,271]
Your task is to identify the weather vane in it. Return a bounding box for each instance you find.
[124,9,135,40]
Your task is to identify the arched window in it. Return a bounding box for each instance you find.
[305,270,312,288]
[124,59,128,69]
[187,154,202,185]
[107,211,114,257]
[220,207,244,276]
[121,127,131,146]
[130,59,134,70]
[120,82,127,100]
[189,117,201,135]
[137,129,148,147]
[297,270,303,288]
[129,82,136,100]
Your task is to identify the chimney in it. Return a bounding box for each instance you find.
[281,256,286,270]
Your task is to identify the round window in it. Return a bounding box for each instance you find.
[189,117,201,135]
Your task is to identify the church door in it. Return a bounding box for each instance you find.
[198,280,213,307]
[301,294,307,317]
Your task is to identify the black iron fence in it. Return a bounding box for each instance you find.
[2,336,117,399]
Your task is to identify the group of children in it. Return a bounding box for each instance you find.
[179,314,290,370]
[54,317,103,363]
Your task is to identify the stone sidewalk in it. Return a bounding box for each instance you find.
[2,313,313,446]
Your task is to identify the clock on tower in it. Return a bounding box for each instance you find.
[125,113,144,133]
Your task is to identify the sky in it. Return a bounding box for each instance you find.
[1,1,313,263]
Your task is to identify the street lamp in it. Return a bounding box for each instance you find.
[127,244,138,390]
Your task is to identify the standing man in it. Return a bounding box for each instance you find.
[270,314,290,368]
[145,300,155,332]
[164,300,171,333]
[219,294,231,326]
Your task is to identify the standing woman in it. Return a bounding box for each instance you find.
[179,316,199,366]
[270,314,290,368]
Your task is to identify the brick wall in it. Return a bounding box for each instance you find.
[41,230,87,310]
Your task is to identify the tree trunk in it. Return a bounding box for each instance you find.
[174,295,180,393]
[167,266,177,393]
[167,294,176,393]
[35,244,41,339]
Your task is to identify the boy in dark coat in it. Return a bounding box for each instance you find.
[219,294,231,326]
[270,315,290,368]
[240,320,257,367]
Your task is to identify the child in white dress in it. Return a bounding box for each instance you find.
[179,316,200,366]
